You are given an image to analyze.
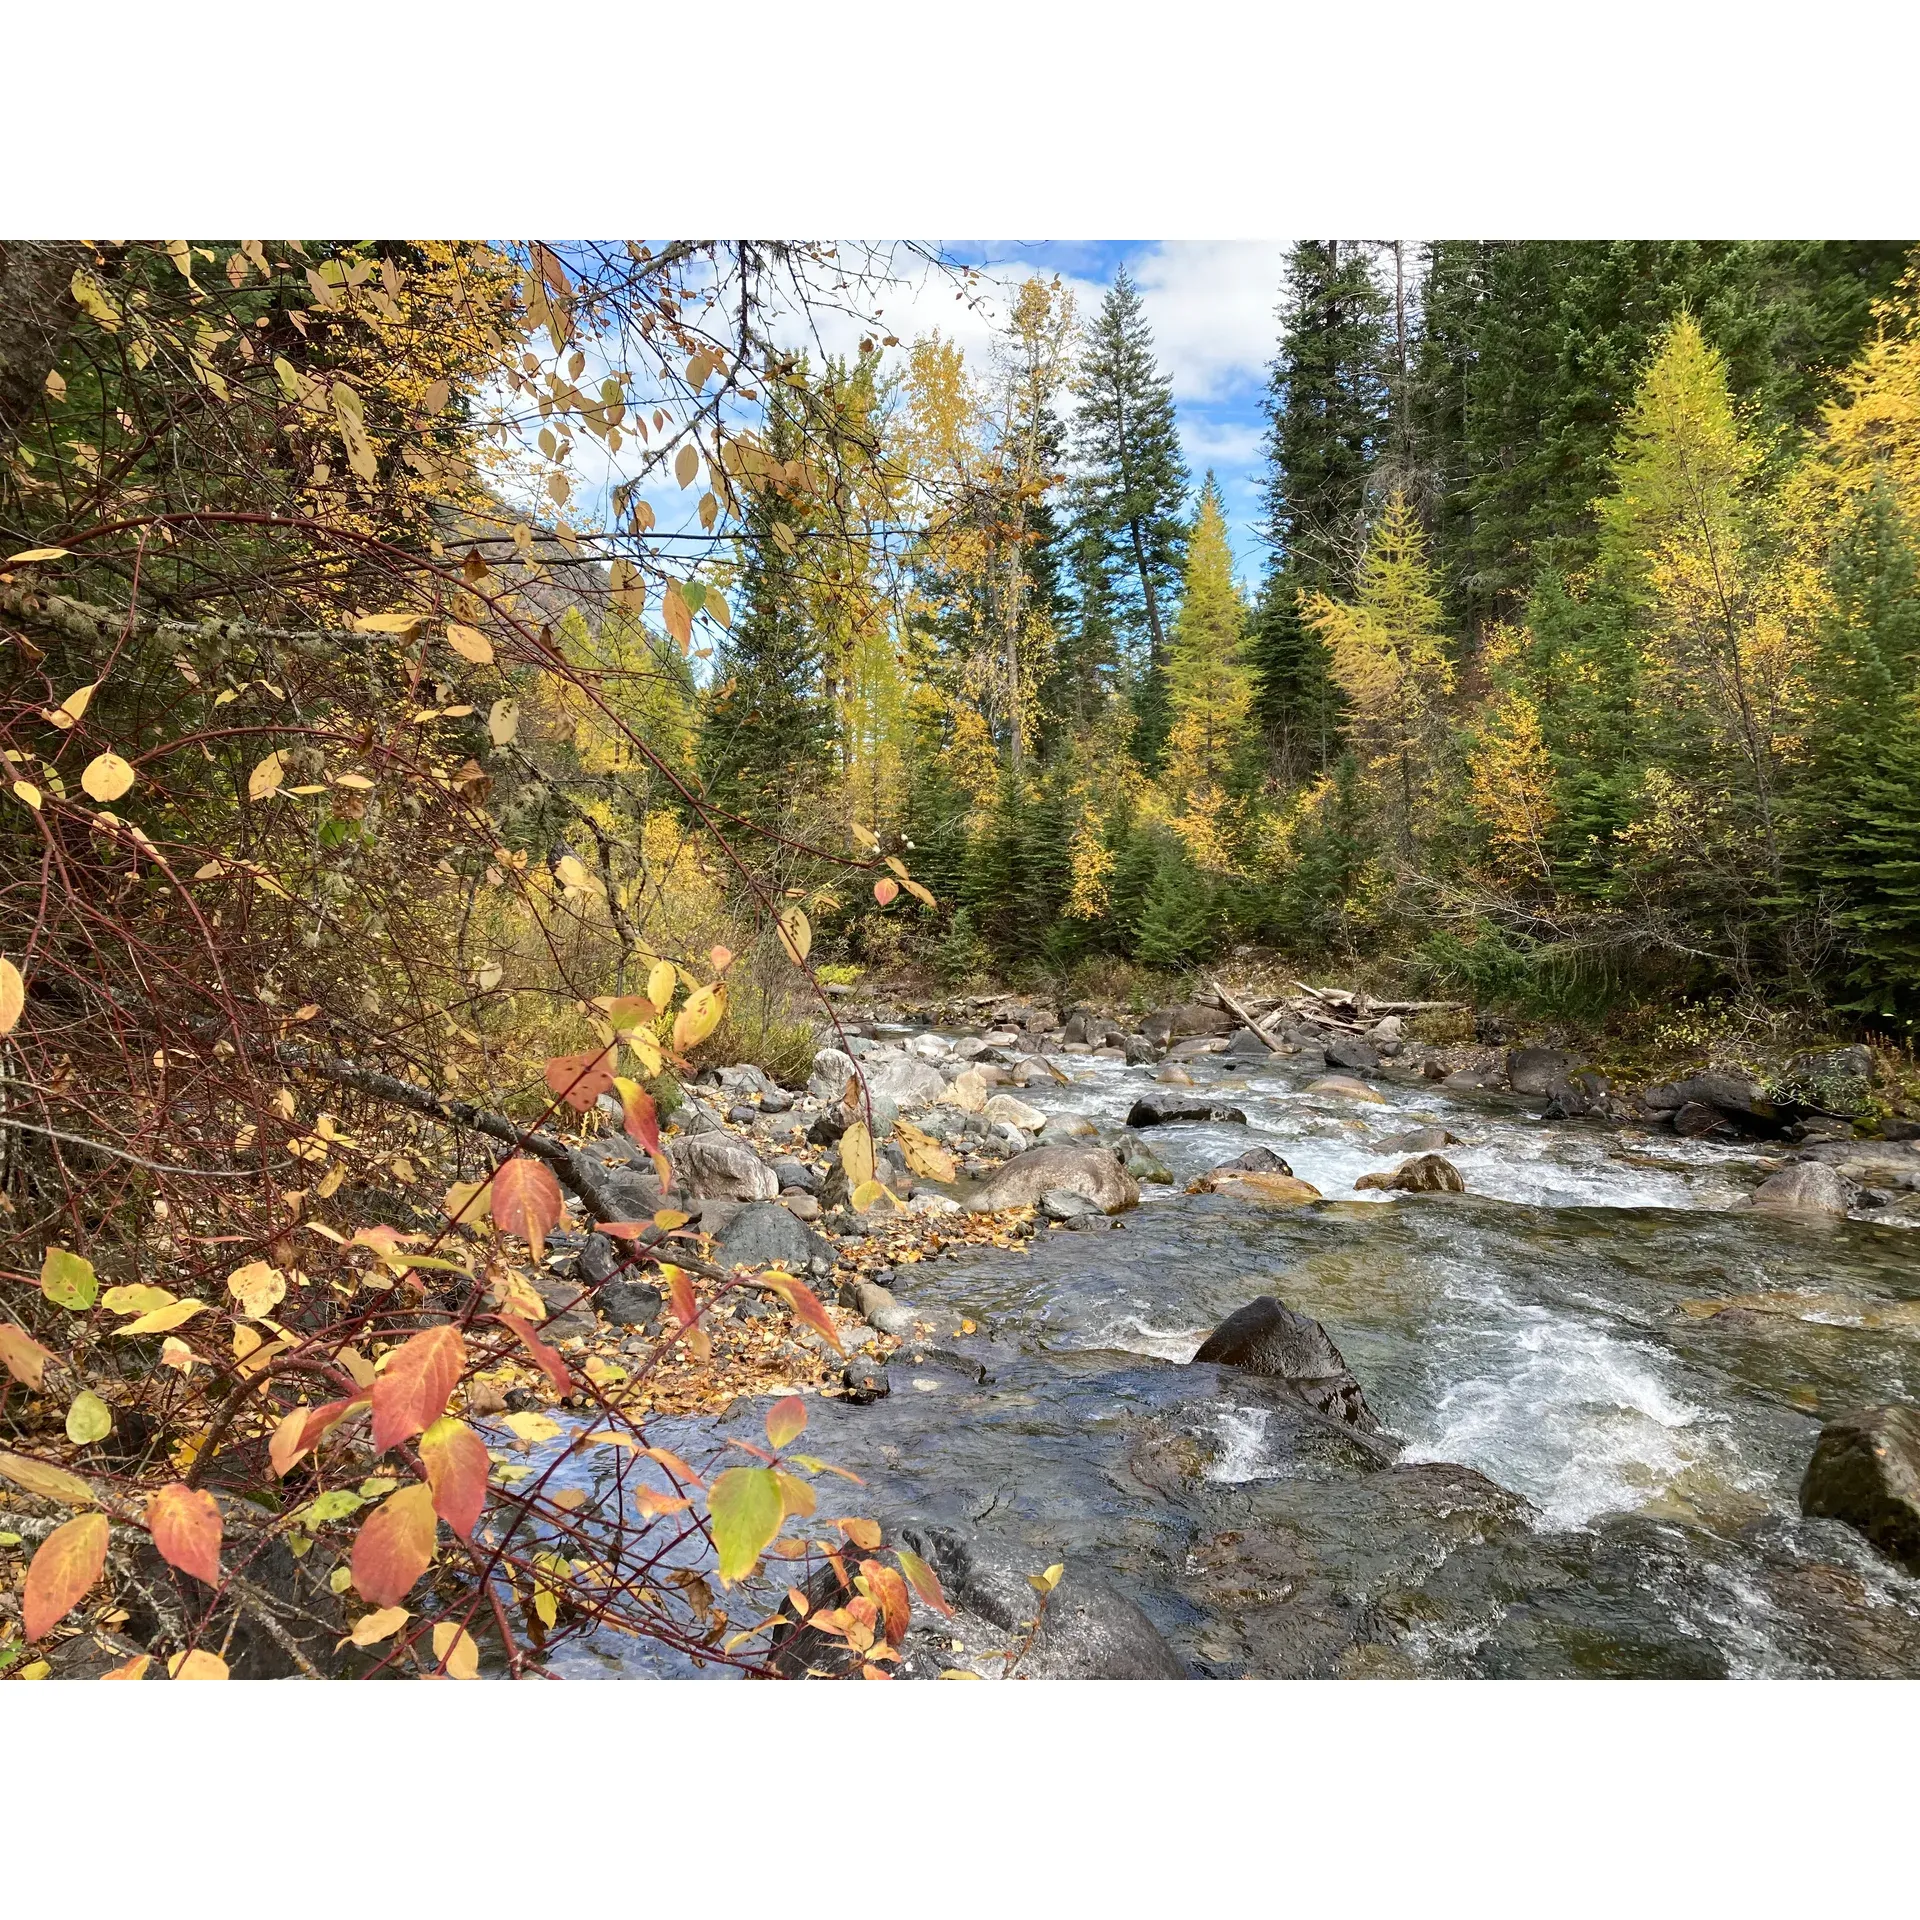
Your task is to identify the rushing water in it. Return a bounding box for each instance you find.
[565,1036,1920,1679]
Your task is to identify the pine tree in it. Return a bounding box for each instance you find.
[1250,241,1391,784]
[1069,263,1190,766]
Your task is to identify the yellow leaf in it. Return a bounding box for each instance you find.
[247,751,286,800]
[840,1120,875,1190]
[352,611,427,636]
[348,1605,411,1647]
[432,1621,479,1678]
[81,753,135,802]
[166,1650,229,1680]
[674,443,699,488]
[116,1298,211,1337]
[777,906,812,966]
[447,624,494,665]
[646,959,676,1014]
[848,1178,893,1214]
[12,782,43,810]
[52,683,96,727]
[8,547,71,564]
[102,1284,175,1315]
[554,853,604,897]
[487,699,519,746]
[0,957,24,1035]
[65,1391,112,1445]
[0,1453,97,1506]
[160,1339,197,1373]
[226,1260,286,1320]
[500,1410,561,1445]
[672,982,725,1053]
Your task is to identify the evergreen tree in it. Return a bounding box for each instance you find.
[1250,241,1391,784]
[1069,263,1190,766]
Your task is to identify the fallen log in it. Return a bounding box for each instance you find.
[1208,979,1285,1053]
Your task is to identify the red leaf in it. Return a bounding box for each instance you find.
[24,1510,109,1640]
[765,1394,807,1450]
[296,1395,366,1457]
[498,1313,571,1395]
[351,1482,439,1608]
[147,1482,222,1586]
[419,1415,489,1541]
[491,1156,564,1250]
[371,1324,466,1455]
[544,1046,616,1115]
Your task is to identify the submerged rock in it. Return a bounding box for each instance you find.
[1192,1296,1380,1432]
[1209,1172,1324,1207]
[1307,1075,1387,1104]
[1355,1152,1466,1194]
[970,1143,1139,1215]
[1747,1162,1854,1217]
[1800,1405,1920,1573]
[1125,1093,1249,1129]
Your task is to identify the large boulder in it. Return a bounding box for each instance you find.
[1780,1045,1876,1118]
[1647,1069,1782,1130]
[942,1067,990,1114]
[807,1047,858,1104]
[1800,1405,1920,1573]
[665,1133,779,1201]
[1191,1296,1380,1432]
[1748,1163,1854,1217]
[983,1092,1048,1133]
[1225,1028,1274,1057]
[712,1200,834,1277]
[1125,1093,1249,1129]
[1324,1035,1381,1074]
[1140,1003,1233,1049]
[970,1143,1139,1215]
[864,1055,949,1109]
[1507,1045,1578,1096]
[1355,1153,1466,1195]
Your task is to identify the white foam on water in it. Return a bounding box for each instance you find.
[1399,1275,1736,1531]
[1204,1405,1279,1484]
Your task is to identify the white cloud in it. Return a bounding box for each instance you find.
[1130,241,1286,402]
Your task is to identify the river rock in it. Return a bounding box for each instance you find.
[665,1133,779,1201]
[1748,1163,1854,1217]
[585,1165,664,1220]
[970,1143,1139,1215]
[1355,1152,1466,1195]
[1652,1070,1781,1128]
[1325,1035,1381,1074]
[711,1062,778,1099]
[807,1047,858,1104]
[1040,1186,1105,1221]
[942,1067,990,1113]
[769,1155,818,1193]
[1226,1028,1274,1057]
[712,1200,834,1276]
[1671,1101,1726,1137]
[781,1190,821,1222]
[1208,1146,1294,1178]
[1125,1093,1249,1128]
[1371,1126,1459,1154]
[1800,1404,1920,1572]
[1155,1063,1194,1085]
[1507,1045,1578,1096]
[1780,1045,1875,1117]
[1141,1003,1233,1049]
[1207,1172,1323,1207]
[531,1274,596,1343]
[1191,1296,1380,1431]
[1307,1075,1387,1104]
[1054,1114,1098,1138]
[983,1093,1047,1132]
[864,1055,949,1108]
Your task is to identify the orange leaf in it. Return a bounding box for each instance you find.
[296,1395,366,1457]
[268,1406,309,1478]
[24,1510,109,1640]
[0,1323,57,1392]
[642,1446,704,1488]
[166,1649,229,1680]
[491,1156,563,1259]
[371,1324,466,1455]
[764,1394,807,1451]
[633,1488,693,1520]
[147,1482,222,1587]
[834,1516,882,1551]
[100,1654,151,1681]
[873,877,898,906]
[543,1045,616,1114]
[662,1264,698,1331]
[861,1557,911,1645]
[497,1313,571,1395]
[762,1271,843,1352]
[419,1415,489,1541]
[894,1544,954,1617]
[351,1482,439,1608]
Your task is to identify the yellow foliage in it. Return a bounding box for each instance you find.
[1466,687,1557,885]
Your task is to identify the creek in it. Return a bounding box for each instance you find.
[561,1030,1920,1678]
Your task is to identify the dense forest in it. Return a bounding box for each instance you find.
[682,241,1920,1033]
